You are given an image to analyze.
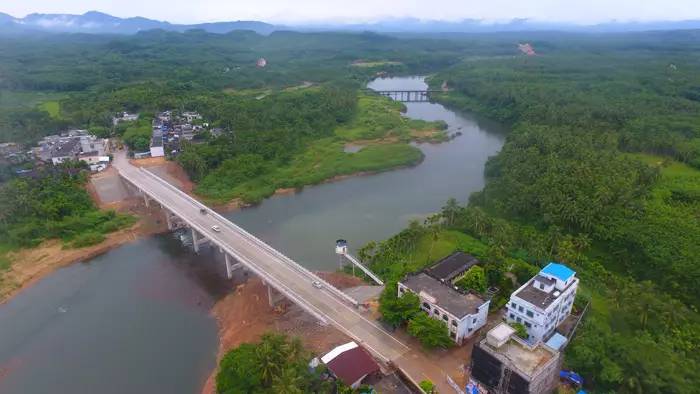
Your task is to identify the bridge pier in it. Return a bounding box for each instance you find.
[263,280,284,307]
[191,228,210,253]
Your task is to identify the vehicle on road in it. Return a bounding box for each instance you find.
[312,280,323,289]
[200,208,207,214]
[211,225,221,232]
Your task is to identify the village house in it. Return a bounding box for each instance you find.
[505,262,579,344]
[398,252,490,344]
[33,130,109,168]
[315,342,380,389]
[112,111,139,125]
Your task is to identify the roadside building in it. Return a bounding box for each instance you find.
[470,323,561,394]
[112,111,139,125]
[505,262,579,344]
[150,128,165,157]
[398,272,489,344]
[50,138,81,165]
[256,57,267,68]
[319,342,380,389]
[425,251,481,284]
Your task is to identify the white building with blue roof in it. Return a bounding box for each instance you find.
[505,262,579,344]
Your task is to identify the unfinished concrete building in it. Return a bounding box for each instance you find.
[470,323,561,394]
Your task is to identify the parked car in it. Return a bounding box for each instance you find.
[312,280,323,289]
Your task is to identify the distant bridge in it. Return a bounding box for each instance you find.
[367,89,441,102]
[112,153,409,363]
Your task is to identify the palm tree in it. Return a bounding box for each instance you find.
[441,197,460,227]
[271,367,305,394]
[256,338,283,385]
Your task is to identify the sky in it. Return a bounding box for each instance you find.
[3,0,700,25]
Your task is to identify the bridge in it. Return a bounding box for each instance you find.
[368,89,441,102]
[112,154,409,363]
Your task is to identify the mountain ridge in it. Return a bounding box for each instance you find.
[2,11,700,35]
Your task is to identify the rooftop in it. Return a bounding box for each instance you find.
[425,251,480,282]
[514,282,559,310]
[401,273,487,318]
[51,139,80,157]
[541,262,575,282]
[479,334,556,378]
[322,342,379,386]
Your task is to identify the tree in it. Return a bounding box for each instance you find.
[407,313,453,349]
[441,197,460,227]
[271,367,305,394]
[419,379,436,393]
[510,322,528,339]
[379,282,420,327]
[454,266,487,293]
[216,343,262,394]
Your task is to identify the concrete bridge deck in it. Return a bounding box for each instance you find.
[112,153,409,363]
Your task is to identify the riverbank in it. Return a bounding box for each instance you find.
[194,94,446,205]
[0,196,168,304]
[200,272,364,394]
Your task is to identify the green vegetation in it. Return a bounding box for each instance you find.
[378,282,420,328]
[334,95,445,142]
[454,265,486,293]
[38,100,61,119]
[510,322,528,339]
[215,332,332,394]
[184,90,442,204]
[0,163,135,250]
[413,48,700,391]
[407,313,453,349]
[122,119,153,152]
[419,379,436,394]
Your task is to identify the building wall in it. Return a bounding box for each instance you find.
[150,146,165,157]
[506,279,578,343]
[397,282,489,344]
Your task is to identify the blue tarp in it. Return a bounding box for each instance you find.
[560,370,584,386]
[545,332,568,350]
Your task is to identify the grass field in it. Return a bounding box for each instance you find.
[0,91,67,111]
[38,100,61,118]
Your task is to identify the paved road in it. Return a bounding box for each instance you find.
[113,154,409,362]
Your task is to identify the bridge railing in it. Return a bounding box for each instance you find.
[136,167,360,307]
[119,169,333,323]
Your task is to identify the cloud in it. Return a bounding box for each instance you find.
[4,0,700,25]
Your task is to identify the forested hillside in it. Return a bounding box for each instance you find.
[426,43,700,392]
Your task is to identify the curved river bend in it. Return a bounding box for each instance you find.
[0,76,504,393]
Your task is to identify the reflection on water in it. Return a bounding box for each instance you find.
[227,76,505,270]
[0,76,506,394]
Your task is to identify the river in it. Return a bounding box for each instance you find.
[0,76,504,393]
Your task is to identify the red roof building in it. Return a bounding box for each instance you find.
[321,342,380,389]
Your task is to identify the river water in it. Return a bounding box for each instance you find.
[0,76,504,393]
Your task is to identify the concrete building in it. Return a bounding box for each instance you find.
[505,263,579,344]
[150,129,165,157]
[112,111,139,125]
[470,323,561,394]
[398,272,489,344]
[34,130,108,165]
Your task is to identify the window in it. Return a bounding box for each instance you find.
[468,327,472,332]
[509,313,515,319]
[511,302,516,308]
[473,318,477,324]
[450,332,456,339]
[451,321,457,327]
[398,287,404,293]
[422,302,431,310]
[524,322,531,328]
[539,283,545,290]
[526,310,534,318]
[518,306,524,313]
[443,315,448,321]
[516,317,522,323]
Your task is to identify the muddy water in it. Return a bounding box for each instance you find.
[0,76,504,393]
